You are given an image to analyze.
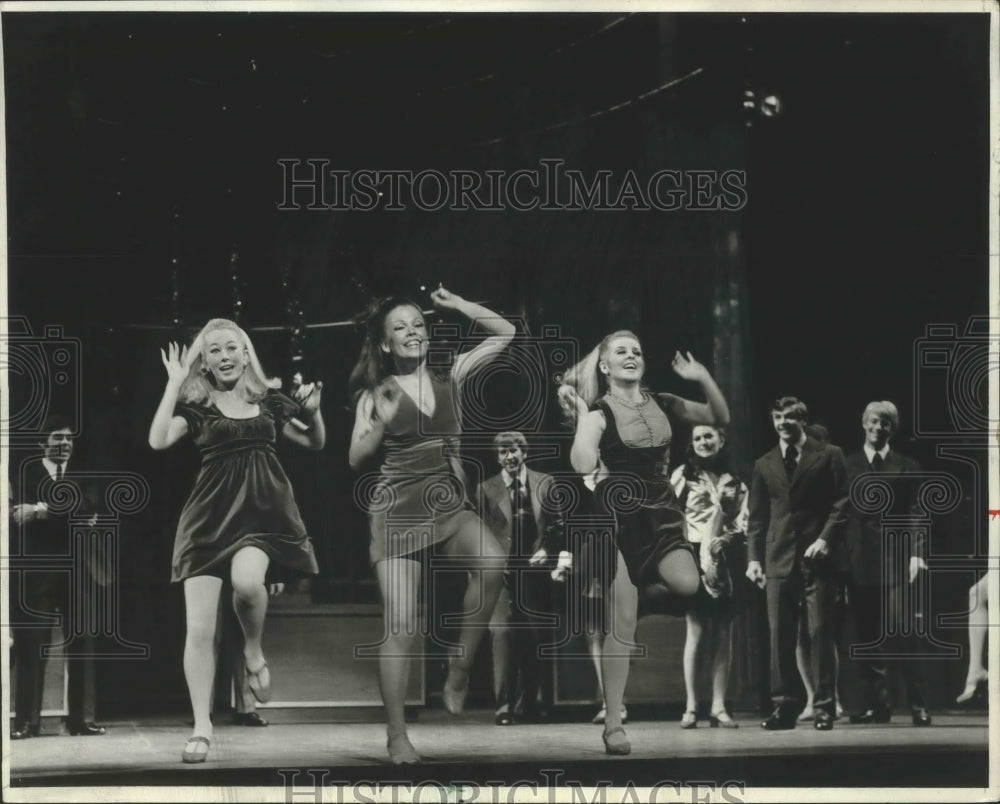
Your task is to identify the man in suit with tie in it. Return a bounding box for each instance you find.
[9,415,109,739]
[746,397,849,731]
[477,432,567,725]
[843,400,932,727]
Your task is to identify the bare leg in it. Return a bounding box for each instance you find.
[230,546,270,680]
[710,618,733,716]
[957,575,989,702]
[602,552,637,753]
[683,611,703,718]
[440,517,506,713]
[796,631,815,719]
[183,576,223,757]
[375,556,422,763]
[656,549,701,598]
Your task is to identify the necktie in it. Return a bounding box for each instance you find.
[784,445,798,481]
[871,453,884,471]
[56,463,64,481]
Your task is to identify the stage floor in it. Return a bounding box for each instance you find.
[4,711,992,792]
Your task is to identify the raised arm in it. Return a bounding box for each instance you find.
[148,341,191,450]
[662,351,730,427]
[283,382,326,451]
[430,286,515,387]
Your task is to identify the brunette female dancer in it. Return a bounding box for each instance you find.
[348,286,514,764]
[149,318,324,763]
[670,425,748,729]
[559,332,729,754]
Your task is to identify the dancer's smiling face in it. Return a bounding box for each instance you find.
[203,328,248,387]
[600,335,645,384]
[382,305,428,361]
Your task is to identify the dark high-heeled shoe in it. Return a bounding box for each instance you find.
[602,726,631,755]
[709,711,738,729]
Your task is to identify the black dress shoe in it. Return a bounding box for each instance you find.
[495,712,515,726]
[234,711,269,727]
[761,710,797,730]
[813,710,834,731]
[67,722,107,736]
[911,707,932,727]
[849,706,891,725]
[11,723,39,739]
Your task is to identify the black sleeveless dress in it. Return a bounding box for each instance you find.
[588,393,694,589]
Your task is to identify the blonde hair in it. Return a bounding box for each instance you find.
[179,318,281,405]
[556,330,641,426]
[862,400,899,430]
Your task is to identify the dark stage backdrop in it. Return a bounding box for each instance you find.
[4,12,990,715]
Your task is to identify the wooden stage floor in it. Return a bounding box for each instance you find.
[4,710,992,793]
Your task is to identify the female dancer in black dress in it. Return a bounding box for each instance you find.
[149,318,325,763]
[559,331,729,754]
[348,286,514,764]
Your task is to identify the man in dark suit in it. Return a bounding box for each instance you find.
[9,415,110,738]
[843,400,932,727]
[477,432,566,725]
[747,397,849,731]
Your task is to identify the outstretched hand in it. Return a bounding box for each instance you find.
[160,341,191,385]
[671,351,709,382]
[294,381,324,416]
[430,284,464,311]
[559,384,588,415]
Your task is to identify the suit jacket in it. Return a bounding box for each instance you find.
[10,458,112,611]
[842,448,923,587]
[747,437,849,580]
[476,468,565,559]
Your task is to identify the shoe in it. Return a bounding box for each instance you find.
[849,706,891,725]
[495,712,515,726]
[234,711,269,727]
[602,726,631,755]
[591,705,607,725]
[387,733,421,765]
[797,706,815,722]
[813,710,834,731]
[246,660,272,704]
[710,711,738,729]
[11,723,39,740]
[911,707,932,727]
[956,673,988,704]
[67,721,107,736]
[442,662,470,715]
[680,710,697,729]
[761,709,796,730]
[181,736,210,764]
[835,701,844,720]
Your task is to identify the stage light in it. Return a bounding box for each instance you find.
[760,94,783,117]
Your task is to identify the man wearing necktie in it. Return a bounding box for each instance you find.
[476,432,567,725]
[843,401,932,726]
[9,415,109,739]
[746,397,849,731]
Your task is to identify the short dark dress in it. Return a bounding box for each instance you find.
[588,393,695,590]
[171,390,320,582]
[365,373,481,564]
